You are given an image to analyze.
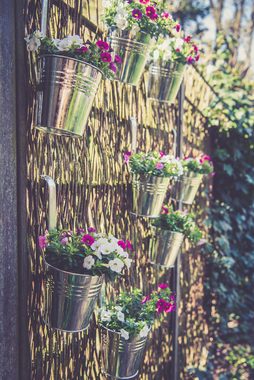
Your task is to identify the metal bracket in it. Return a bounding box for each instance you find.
[41,0,49,35]
[40,175,57,230]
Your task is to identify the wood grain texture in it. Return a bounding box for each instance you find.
[24,0,214,378]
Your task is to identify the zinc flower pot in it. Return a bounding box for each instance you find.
[147,61,185,103]
[108,29,152,86]
[171,173,203,205]
[132,173,170,217]
[149,227,184,268]
[43,258,103,332]
[100,324,148,379]
[35,55,102,137]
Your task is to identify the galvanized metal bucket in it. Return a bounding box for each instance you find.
[171,173,203,205]
[100,325,148,379]
[35,55,102,137]
[132,173,170,217]
[43,259,103,332]
[147,61,185,103]
[149,227,184,268]
[108,29,152,86]
[41,175,103,332]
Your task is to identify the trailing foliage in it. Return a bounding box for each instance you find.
[204,32,254,376]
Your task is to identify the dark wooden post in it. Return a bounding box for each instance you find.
[0,0,29,378]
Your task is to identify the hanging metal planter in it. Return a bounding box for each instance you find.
[100,325,149,379]
[171,173,203,205]
[147,61,185,103]
[35,55,102,137]
[132,173,170,217]
[149,227,184,268]
[108,29,152,86]
[41,175,103,332]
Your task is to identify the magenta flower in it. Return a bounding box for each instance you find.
[200,154,211,163]
[39,235,47,249]
[88,227,96,233]
[175,23,181,32]
[159,151,165,157]
[146,6,156,18]
[114,54,122,64]
[162,205,169,214]
[142,295,151,304]
[125,240,133,251]
[164,302,176,313]
[76,45,88,54]
[187,56,195,64]
[140,0,150,3]
[81,234,95,246]
[156,299,168,313]
[195,54,200,62]
[118,240,126,249]
[100,52,112,62]
[155,162,164,170]
[124,151,132,163]
[60,237,68,245]
[132,8,142,19]
[96,40,110,50]
[149,12,158,20]
[158,283,169,289]
[193,44,199,53]
[109,62,117,73]
[161,12,171,19]
[184,35,192,43]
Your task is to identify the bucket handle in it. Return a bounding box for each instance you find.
[41,175,57,231]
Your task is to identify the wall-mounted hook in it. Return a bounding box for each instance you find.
[41,175,57,231]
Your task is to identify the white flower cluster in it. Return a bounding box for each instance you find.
[161,155,184,176]
[152,37,184,62]
[100,306,150,340]
[103,0,140,33]
[83,234,131,274]
[25,31,84,53]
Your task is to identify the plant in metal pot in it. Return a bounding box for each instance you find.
[148,33,201,103]
[103,0,178,85]
[149,205,202,268]
[39,227,132,332]
[126,151,183,217]
[25,31,121,137]
[171,154,214,205]
[99,285,176,379]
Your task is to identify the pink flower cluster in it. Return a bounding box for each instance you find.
[118,239,133,251]
[200,154,211,163]
[141,284,176,314]
[131,1,160,21]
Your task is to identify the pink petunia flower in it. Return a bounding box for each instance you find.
[155,162,164,170]
[146,6,156,18]
[162,206,169,214]
[184,35,192,43]
[125,240,133,251]
[164,302,176,313]
[124,151,132,163]
[158,283,169,289]
[156,299,168,313]
[88,227,96,233]
[187,56,195,64]
[195,54,200,62]
[81,234,95,246]
[132,9,143,19]
[118,240,126,249]
[175,23,181,32]
[39,235,47,249]
[159,151,165,157]
[193,44,199,53]
[200,154,211,163]
[161,12,171,19]
[109,62,117,72]
[149,12,158,20]
[114,54,122,64]
[76,45,88,54]
[96,40,109,50]
[77,227,85,235]
[100,52,112,62]
[60,237,68,245]
[140,0,150,3]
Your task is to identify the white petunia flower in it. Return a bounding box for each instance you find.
[100,309,112,322]
[160,154,173,163]
[124,257,132,269]
[83,256,95,270]
[118,250,128,259]
[139,324,150,338]
[99,242,116,255]
[174,38,184,51]
[108,258,125,273]
[117,310,125,322]
[102,0,112,8]
[25,36,41,52]
[131,24,140,35]
[153,49,160,61]
[91,238,108,251]
[56,35,83,51]
[115,14,129,30]
[93,250,102,260]
[120,329,129,340]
